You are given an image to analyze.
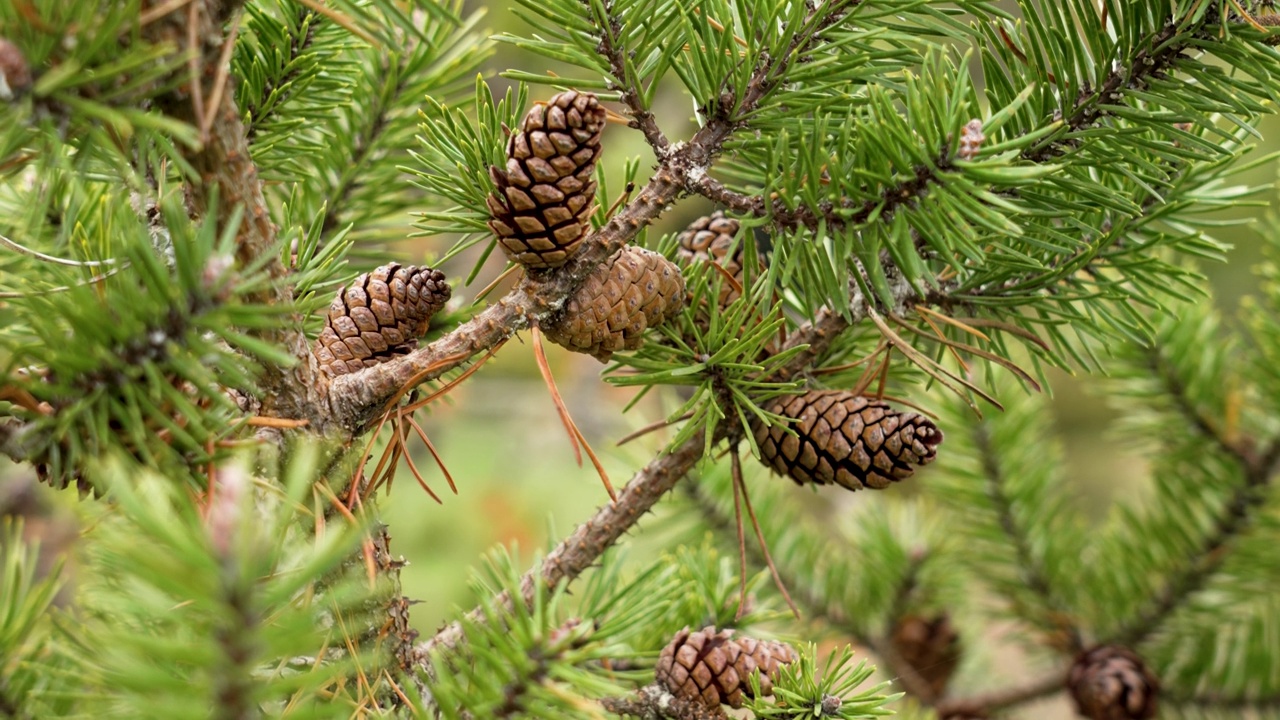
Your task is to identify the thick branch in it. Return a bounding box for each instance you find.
[416,424,708,661]
[141,1,313,418]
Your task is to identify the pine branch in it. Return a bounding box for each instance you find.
[418,302,858,663]
[212,566,256,720]
[1111,351,1280,646]
[596,5,669,155]
[686,160,945,235]
[972,420,1085,653]
[242,6,319,141]
[1021,21,1188,164]
[318,57,405,238]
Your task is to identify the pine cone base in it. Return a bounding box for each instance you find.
[655,626,797,710]
[753,391,942,490]
[543,246,685,361]
[315,264,450,378]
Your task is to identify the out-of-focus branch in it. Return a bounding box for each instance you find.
[932,671,1067,717]
[1111,351,1280,646]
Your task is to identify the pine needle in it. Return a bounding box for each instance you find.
[532,325,616,501]
[733,451,800,619]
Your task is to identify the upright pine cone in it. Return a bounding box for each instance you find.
[315,264,451,378]
[542,246,685,362]
[487,90,605,269]
[1067,645,1159,720]
[890,613,962,698]
[655,626,797,709]
[753,390,943,490]
[675,211,761,305]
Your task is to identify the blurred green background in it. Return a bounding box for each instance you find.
[3,2,1279,717]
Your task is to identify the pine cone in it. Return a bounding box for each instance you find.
[753,391,943,490]
[0,37,32,99]
[655,626,798,709]
[542,246,685,362]
[890,613,961,698]
[1067,645,1159,720]
[315,264,451,378]
[487,91,606,269]
[675,211,761,305]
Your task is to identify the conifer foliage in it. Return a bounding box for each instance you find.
[2,0,1280,719]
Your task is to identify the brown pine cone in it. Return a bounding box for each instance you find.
[315,264,451,378]
[890,613,961,699]
[675,211,762,305]
[542,246,685,362]
[0,37,32,99]
[753,391,943,490]
[655,626,798,709]
[487,90,606,269]
[1067,645,1159,720]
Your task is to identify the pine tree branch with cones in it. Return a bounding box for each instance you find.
[6,1,1280,718]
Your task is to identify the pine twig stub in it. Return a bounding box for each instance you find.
[315,264,451,378]
[541,245,686,362]
[654,626,798,710]
[753,391,943,491]
[487,90,607,269]
[1067,645,1159,720]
